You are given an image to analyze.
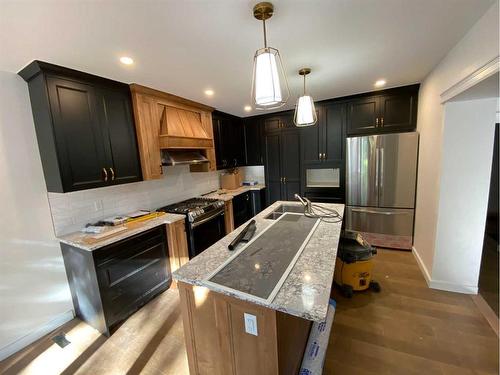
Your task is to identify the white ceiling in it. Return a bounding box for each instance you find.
[0,0,495,117]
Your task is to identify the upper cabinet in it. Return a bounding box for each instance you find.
[212,111,245,169]
[19,61,142,193]
[346,84,419,136]
[130,84,217,178]
[244,117,264,166]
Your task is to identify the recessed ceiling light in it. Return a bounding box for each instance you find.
[204,89,214,97]
[119,56,134,65]
[244,105,252,112]
[374,79,386,88]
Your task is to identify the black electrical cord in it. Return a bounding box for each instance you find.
[304,203,343,223]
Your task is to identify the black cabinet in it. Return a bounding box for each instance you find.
[346,85,418,136]
[61,226,170,335]
[264,119,301,204]
[19,61,142,192]
[213,110,246,169]
[244,117,264,166]
[300,102,346,202]
[232,191,253,228]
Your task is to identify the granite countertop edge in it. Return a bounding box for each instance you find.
[57,213,186,251]
[203,184,266,201]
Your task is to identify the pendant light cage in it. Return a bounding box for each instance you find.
[294,68,317,127]
[251,2,290,110]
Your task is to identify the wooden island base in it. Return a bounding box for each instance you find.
[178,282,312,375]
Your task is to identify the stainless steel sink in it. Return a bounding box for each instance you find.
[265,204,305,220]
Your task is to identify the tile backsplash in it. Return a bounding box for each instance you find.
[48,164,266,236]
[48,165,221,236]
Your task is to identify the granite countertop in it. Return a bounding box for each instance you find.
[58,213,185,251]
[203,184,266,201]
[173,200,344,322]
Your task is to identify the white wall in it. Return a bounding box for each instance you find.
[413,1,499,283]
[432,98,498,292]
[0,72,74,360]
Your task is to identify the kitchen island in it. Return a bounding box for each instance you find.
[173,200,344,375]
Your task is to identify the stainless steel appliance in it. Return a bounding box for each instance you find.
[158,197,225,258]
[346,132,419,250]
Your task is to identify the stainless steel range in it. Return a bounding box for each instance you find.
[158,197,226,258]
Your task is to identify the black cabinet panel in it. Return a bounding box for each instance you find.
[19,61,142,192]
[284,181,301,201]
[62,226,170,335]
[47,77,108,191]
[379,92,417,131]
[213,111,245,169]
[244,118,263,165]
[233,191,253,228]
[265,133,282,204]
[98,87,142,184]
[300,117,321,163]
[346,96,379,135]
[323,102,345,161]
[264,117,281,133]
[282,130,300,182]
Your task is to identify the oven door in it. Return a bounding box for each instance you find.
[189,209,225,257]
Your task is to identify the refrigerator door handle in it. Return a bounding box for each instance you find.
[380,147,384,192]
[351,208,407,215]
[375,147,379,190]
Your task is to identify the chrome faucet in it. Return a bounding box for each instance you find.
[294,194,312,215]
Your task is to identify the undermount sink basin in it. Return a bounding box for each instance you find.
[265,204,305,220]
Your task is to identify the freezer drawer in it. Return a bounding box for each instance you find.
[345,206,414,250]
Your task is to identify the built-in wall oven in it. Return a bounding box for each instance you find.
[158,197,226,258]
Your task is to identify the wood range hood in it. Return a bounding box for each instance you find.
[130,84,217,179]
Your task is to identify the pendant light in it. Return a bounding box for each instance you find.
[294,68,317,127]
[251,2,290,110]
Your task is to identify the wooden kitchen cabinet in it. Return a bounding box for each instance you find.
[346,84,419,135]
[61,226,170,335]
[264,124,301,205]
[244,117,264,166]
[130,84,217,179]
[19,61,142,192]
[212,110,245,169]
[178,282,311,375]
[166,220,189,288]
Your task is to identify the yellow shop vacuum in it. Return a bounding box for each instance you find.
[334,231,380,298]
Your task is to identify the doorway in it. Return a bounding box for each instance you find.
[478,123,499,316]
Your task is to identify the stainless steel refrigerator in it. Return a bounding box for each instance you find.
[346,132,419,250]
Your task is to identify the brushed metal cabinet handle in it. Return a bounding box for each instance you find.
[109,167,115,181]
[102,167,108,182]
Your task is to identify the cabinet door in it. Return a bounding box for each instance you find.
[300,110,321,164]
[97,87,142,184]
[282,130,301,200]
[233,192,252,228]
[244,118,263,165]
[212,116,226,169]
[346,96,379,135]
[264,117,281,133]
[47,77,108,191]
[232,118,246,167]
[133,94,162,179]
[323,102,345,161]
[264,133,282,204]
[379,92,417,132]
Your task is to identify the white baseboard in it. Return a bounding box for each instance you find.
[0,309,74,361]
[412,246,432,287]
[412,246,478,294]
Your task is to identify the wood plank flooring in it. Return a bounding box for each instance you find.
[0,249,497,374]
[324,249,499,375]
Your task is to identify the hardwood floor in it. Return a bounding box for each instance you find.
[324,249,499,375]
[0,249,497,374]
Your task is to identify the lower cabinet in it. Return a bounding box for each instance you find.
[232,191,253,228]
[61,226,171,335]
[178,282,311,375]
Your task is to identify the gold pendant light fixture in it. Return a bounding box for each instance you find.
[251,2,290,110]
[294,68,317,127]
